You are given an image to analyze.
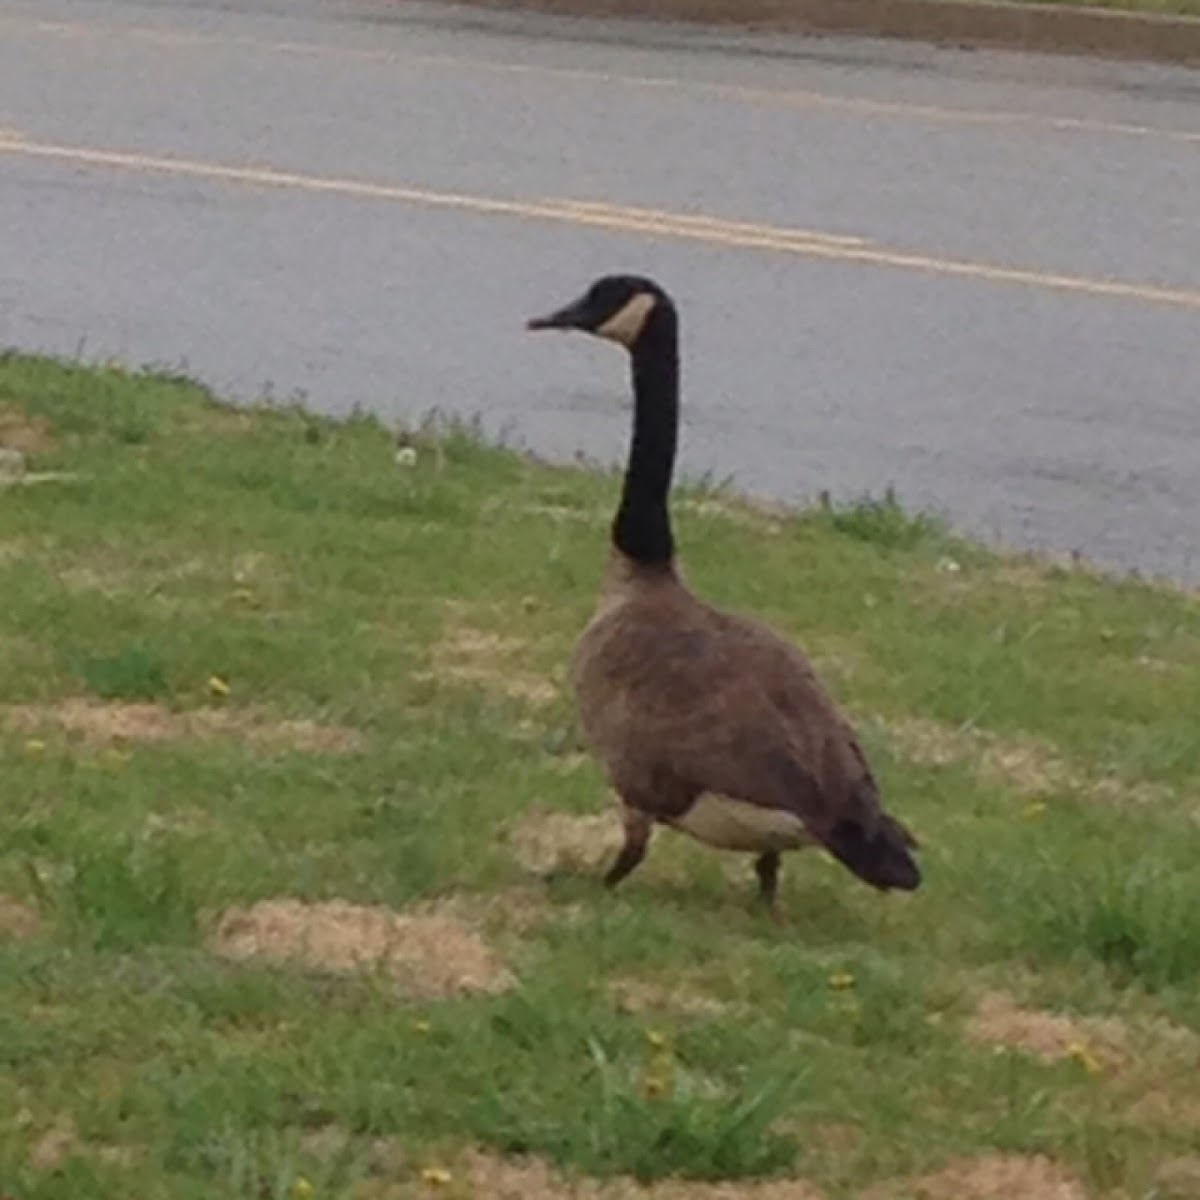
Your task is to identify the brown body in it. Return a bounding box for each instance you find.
[573,552,919,898]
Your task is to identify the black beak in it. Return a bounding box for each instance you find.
[526,296,590,332]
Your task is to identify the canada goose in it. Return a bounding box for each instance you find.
[527,275,920,910]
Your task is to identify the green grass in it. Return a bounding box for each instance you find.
[2,351,1200,1199]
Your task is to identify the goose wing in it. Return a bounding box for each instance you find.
[574,601,920,890]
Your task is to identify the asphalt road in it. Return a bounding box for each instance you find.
[3,0,1199,581]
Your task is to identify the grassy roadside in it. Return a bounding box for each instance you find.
[452,0,1200,32]
[1,351,1199,1200]
[955,0,1200,17]
[968,0,1200,17]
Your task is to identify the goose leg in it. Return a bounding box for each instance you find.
[754,851,781,913]
[605,805,653,889]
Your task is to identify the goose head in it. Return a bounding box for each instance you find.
[527,275,673,350]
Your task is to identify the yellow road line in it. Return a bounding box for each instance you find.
[552,199,869,246]
[5,15,1200,146]
[0,133,857,248]
[3,133,1199,312]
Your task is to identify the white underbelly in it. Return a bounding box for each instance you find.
[668,794,813,853]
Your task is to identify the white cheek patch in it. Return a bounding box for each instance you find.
[596,292,657,346]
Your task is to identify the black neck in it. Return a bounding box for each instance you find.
[612,308,679,566]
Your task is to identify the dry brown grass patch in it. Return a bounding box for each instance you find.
[1127,1089,1200,1135]
[209,898,515,998]
[510,807,623,877]
[637,1181,822,1200]
[866,1154,1086,1200]
[0,893,41,940]
[29,1116,78,1172]
[56,547,283,598]
[883,715,1077,795]
[966,991,1127,1069]
[3,698,362,754]
[428,620,560,707]
[880,714,1164,804]
[405,1150,823,1199]
[58,556,203,595]
[0,406,55,456]
[1154,1156,1200,1197]
[609,976,732,1020]
[436,885,557,936]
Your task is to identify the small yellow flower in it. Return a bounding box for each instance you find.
[208,675,231,698]
[1066,1041,1103,1074]
[420,1166,453,1188]
[293,1178,314,1199]
[828,971,856,991]
[645,1029,668,1050]
[412,1019,432,1034]
[25,738,46,758]
[1022,801,1048,819]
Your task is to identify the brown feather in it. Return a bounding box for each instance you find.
[573,551,921,892]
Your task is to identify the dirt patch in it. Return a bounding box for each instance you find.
[883,715,1078,795]
[610,976,731,1020]
[880,714,1164,805]
[209,898,515,998]
[0,407,55,456]
[0,893,41,940]
[638,1181,822,1200]
[966,991,1126,1069]
[436,885,559,936]
[510,808,623,877]
[866,1154,1086,1200]
[3,698,362,754]
[30,1116,78,1172]
[1154,1156,1200,1197]
[1128,1090,1200,1134]
[428,622,560,707]
[407,1150,823,1199]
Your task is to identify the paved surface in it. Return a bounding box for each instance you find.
[2,0,1199,581]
